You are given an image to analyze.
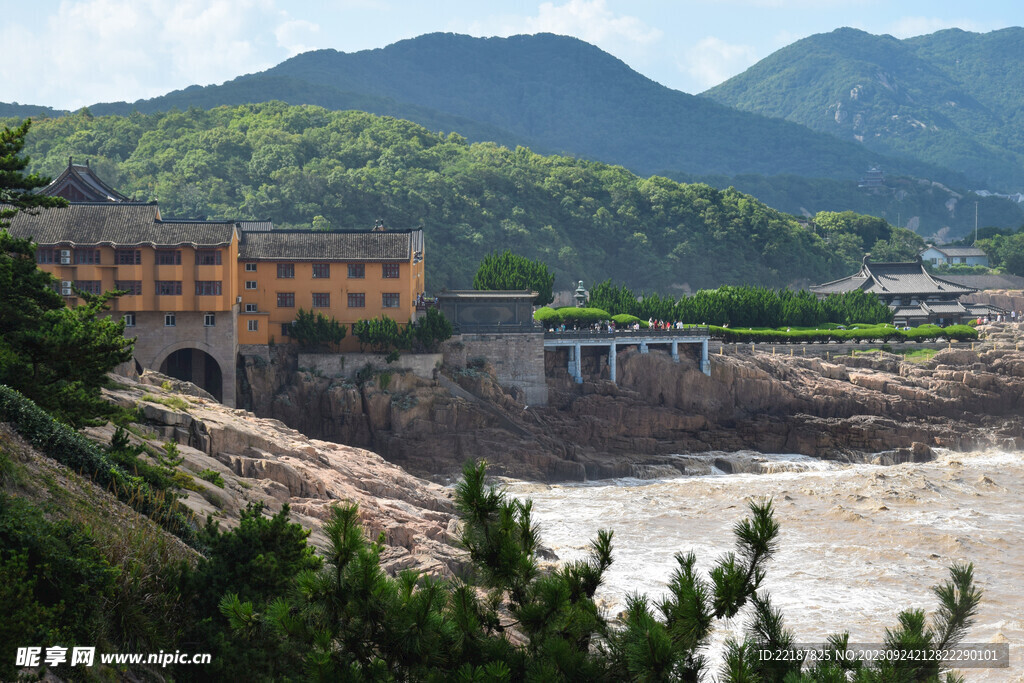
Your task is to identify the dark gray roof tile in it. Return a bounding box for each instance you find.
[239,229,419,261]
[7,203,235,247]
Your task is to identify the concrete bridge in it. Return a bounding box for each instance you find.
[544,328,711,383]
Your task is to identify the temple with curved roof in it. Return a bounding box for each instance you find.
[810,257,1001,326]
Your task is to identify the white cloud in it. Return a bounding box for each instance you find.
[883,16,989,38]
[275,19,322,57]
[682,36,758,90]
[467,0,661,46]
[1,0,319,110]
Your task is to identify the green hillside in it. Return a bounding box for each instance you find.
[6,33,951,185]
[664,171,1024,242]
[7,104,912,292]
[704,27,1024,191]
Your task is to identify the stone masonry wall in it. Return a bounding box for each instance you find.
[298,352,443,381]
[443,332,548,406]
[129,310,238,407]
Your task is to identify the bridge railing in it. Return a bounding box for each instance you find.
[543,327,710,341]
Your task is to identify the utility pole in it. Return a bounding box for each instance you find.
[975,201,979,245]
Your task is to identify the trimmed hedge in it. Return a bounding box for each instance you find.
[710,324,978,344]
[534,306,612,326]
[0,384,198,545]
[611,314,649,328]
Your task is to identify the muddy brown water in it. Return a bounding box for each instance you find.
[508,449,1023,681]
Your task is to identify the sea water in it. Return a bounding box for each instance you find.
[506,449,1024,681]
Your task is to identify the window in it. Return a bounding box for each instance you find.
[245,262,258,272]
[195,281,223,296]
[312,263,330,279]
[36,248,57,264]
[74,249,101,265]
[123,313,136,327]
[73,280,102,295]
[244,303,258,313]
[281,323,292,337]
[245,280,257,290]
[382,263,400,279]
[165,313,176,327]
[116,249,141,265]
[115,281,142,295]
[156,250,182,265]
[277,292,295,308]
[277,263,295,279]
[195,250,222,265]
[348,293,365,308]
[347,263,365,279]
[156,281,182,295]
[382,292,400,308]
[247,319,259,332]
[312,292,330,308]
[204,313,216,327]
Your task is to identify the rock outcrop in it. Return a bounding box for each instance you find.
[239,325,1024,483]
[98,379,464,576]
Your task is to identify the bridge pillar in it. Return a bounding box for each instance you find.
[671,340,679,362]
[701,339,710,375]
[639,342,648,354]
[574,342,583,383]
[609,342,617,383]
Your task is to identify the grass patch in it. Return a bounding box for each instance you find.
[141,393,191,412]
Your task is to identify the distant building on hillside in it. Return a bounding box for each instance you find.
[858,166,885,190]
[919,245,989,267]
[8,159,426,406]
[810,256,1000,327]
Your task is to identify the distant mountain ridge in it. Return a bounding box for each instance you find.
[703,27,1024,191]
[1,32,947,184]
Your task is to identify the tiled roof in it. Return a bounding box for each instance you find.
[40,161,130,202]
[6,203,236,247]
[925,246,987,258]
[815,260,976,297]
[239,229,420,261]
[923,302,968,314]
[809,275,869,295]
[942,274,1024,290]
[891,305,931,318]
[236,220,275,232]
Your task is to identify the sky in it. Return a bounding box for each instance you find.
[2,0,1019,111]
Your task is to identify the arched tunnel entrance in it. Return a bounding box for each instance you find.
[159,348,223,402]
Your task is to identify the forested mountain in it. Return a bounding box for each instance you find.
[4,33,947,185]
[6,104,915,292]
[704,27,1024,192]
[666,171,1024,242]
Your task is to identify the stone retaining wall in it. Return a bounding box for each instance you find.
[443,332,548,406]
[297,352,442,381]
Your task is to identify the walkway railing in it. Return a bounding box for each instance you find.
[543,327,710,341]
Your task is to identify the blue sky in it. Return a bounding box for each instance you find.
[2,0,1019,110]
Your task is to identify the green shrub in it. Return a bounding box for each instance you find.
[534,306,561,325]
[197,468,226,488]
[0,385,197,545]
[291,307,347,350]
[611,313,648,327]
[555,306,611,326]
[411,307,453,352]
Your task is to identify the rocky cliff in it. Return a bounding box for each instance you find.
[239,324,1024,482]
[98,378,464,576]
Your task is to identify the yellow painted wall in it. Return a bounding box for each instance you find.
[237,259,424,348]
[38,242,239,313]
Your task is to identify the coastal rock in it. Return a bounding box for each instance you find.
[237,324,1024,482]
[96,380,464,576]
